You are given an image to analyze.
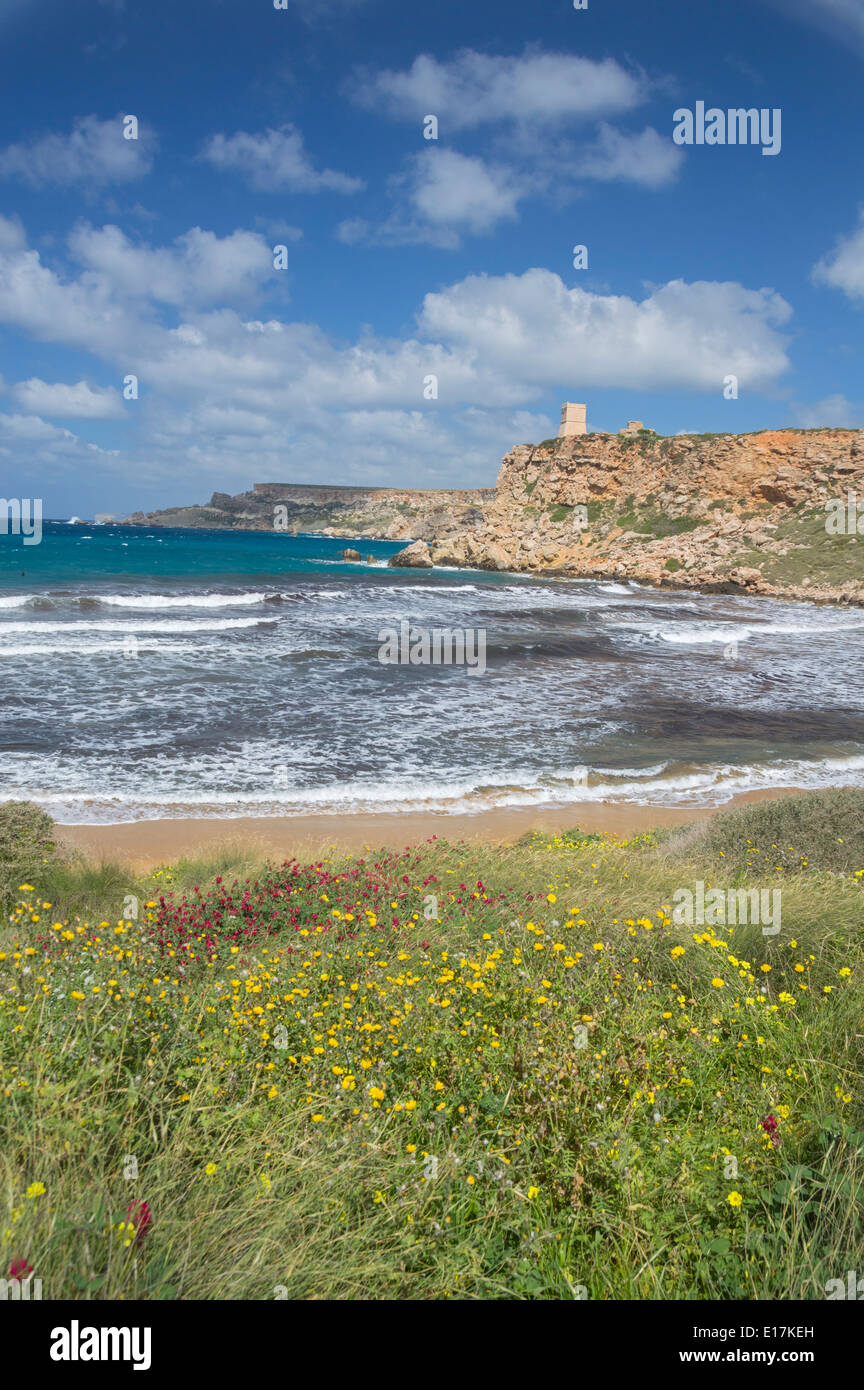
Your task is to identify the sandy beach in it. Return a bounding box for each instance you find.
[54,786,805,870]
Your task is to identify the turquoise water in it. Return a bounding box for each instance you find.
[0,521,407,585]
[2,522,864,823]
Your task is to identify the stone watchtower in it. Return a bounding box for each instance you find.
[560,402,587,437]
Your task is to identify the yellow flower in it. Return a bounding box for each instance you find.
[204,1163,218,1176]
[727,1191,743,1209]
[526,1185,539,1199]
[711,978,725,989]
[26,1181,46,1199]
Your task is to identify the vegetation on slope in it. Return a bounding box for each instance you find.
[2,793,863,1299]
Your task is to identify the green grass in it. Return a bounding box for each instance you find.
[2,791,863,1300]
[746,506,864,588]
[615,507,702,539]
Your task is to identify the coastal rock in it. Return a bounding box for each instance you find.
[339,548,362,561]
[388,539,433,568]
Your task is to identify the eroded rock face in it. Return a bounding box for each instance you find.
[123,483,493,539]
[388,428,864,604]
[388,539,433,568]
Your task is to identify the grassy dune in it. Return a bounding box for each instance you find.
[2,793,863,1300]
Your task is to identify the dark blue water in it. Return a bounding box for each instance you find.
[2,522,864,823]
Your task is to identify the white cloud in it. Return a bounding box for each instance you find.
[353,150,527,245]
[794,393,864,427]
[345,51,678,244]
[350,48,645,129]
[416,269,792,393]
[0,413,119,476]
[0,219,795,493]
[404,149,523,233]
[343,131,678,248]
[201,126,363,193]
[761,0,864,53]
[813,210,864,300]
[0,114,154,188]
[12,378,125,419]
[67,223,278,307]
[0,214,136,354]
[574,123,684,189]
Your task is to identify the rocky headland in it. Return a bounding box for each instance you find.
[123,428,864,604]
[123,481,493,542]
[389,427,864,605]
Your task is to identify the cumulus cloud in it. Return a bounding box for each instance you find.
[350,48,645,128]
[0,413,120,476]
[0,114,154,188]
[0,219,795,492]
[201,126,363,193]
[403,149,523,233]
[415,270,792,393]
[67,223,278,308]
[813,210,864,300]
[11,378,125,419]
[346,150,527,246]
[342,130,679,247]
[573,123,684,189]
[344,50,678,243]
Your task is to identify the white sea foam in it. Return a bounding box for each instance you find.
[98,592,270,609]
[617,614,864,644]
[0,616,272,635]
[11,753,864,823]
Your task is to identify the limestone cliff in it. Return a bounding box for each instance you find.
[390,428,864,605]
[123,481,493,542]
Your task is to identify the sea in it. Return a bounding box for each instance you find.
[1,520,864,824]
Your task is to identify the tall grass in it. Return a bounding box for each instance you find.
[2,795,863,1299]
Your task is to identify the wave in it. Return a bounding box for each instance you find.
[97,592,272,609]
[616,615,864,645]
[0,616,274,636]
[10,752,864,823]
[0,594,35,608]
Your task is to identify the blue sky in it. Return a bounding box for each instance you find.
[0,0,863,517]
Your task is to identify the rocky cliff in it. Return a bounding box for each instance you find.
[123,482,494,542]
[390,428,864,605]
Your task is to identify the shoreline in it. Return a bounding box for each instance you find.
[55,785,805,870]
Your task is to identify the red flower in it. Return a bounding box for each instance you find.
[9,1258,33,1281]
[126,1199,153,1243]
[759,1114,781,1147]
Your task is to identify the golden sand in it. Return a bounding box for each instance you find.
[55,786,804,871]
